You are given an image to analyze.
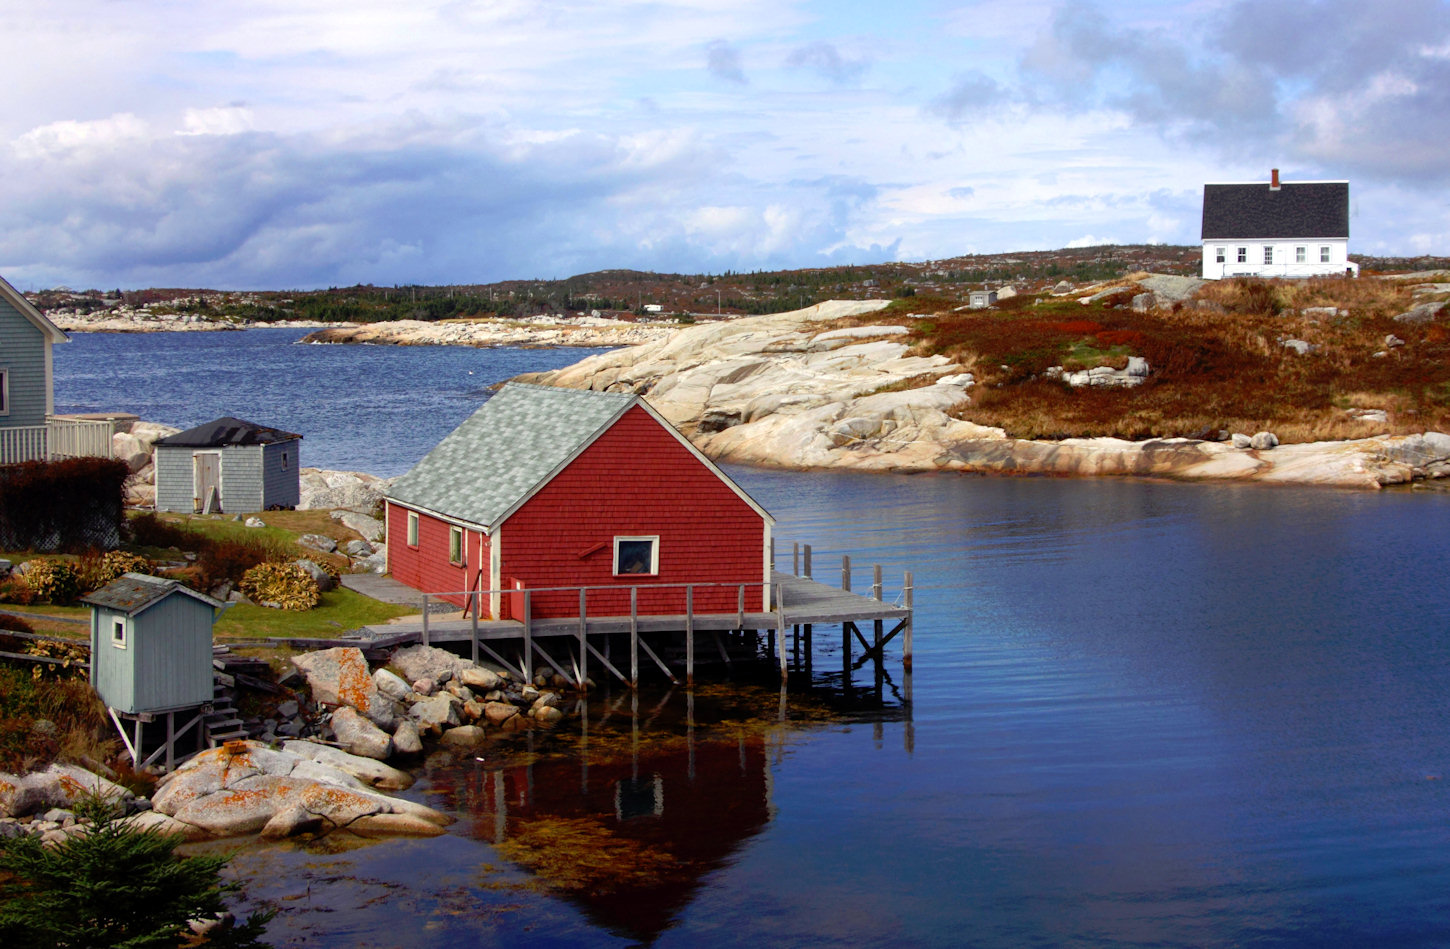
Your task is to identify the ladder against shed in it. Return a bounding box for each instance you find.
[352,544,912,692]
[80,573,240,771]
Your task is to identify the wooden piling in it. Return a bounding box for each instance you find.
[521,590,533,683]
[578,588,588,690]
[903,571,914,670]
[630,587,639,688]
[842,554,851,591]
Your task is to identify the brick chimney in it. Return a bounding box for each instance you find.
[1270,168,1280,191]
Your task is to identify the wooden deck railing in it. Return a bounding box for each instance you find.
[0,419,115,465]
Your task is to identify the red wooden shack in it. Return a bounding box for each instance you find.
[385,383,774,619]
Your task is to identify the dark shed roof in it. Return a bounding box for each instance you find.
[80,573,224,616]
[156,416,301,448]
[1201,181,1349,240]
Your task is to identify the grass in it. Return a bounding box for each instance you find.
[213,587,414,640]
[894,276,1450,442]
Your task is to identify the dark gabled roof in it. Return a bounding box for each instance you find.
[1201,181,1349,240]
[156,416,301,448]
[80,572,224,616]
[387,382,772,532]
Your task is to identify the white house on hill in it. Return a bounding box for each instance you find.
[1200,170,1358,280]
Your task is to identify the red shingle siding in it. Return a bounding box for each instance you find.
[502,406,765,618]
[386,503,490,610]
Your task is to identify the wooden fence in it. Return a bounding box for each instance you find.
[0,419,114,465]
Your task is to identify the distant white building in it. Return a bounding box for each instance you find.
[1200,170,1358,280]
[967,290,997,308]
[642,303,664,314]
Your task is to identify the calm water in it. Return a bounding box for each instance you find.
[55,332,1450,947]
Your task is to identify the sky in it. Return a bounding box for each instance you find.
[2,0,1448,291]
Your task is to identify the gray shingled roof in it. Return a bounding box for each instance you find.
[156,416,301,448]
[80,573,224,615]
[387,383,638,530]
[1201,181,1349,240]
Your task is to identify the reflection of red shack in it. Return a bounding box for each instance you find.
[385,383,774,619]
[438,730,771,942]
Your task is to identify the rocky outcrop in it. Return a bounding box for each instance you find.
[291,647,397,729]
[149,741,448,839]
[0,763,136,818]
[298,468,393,512]
[521,299,1450,489]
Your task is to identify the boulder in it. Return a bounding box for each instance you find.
[297,533,337,553]
[533,705,564,725]
[440,725,487,748]
[1282,339,1314,355]
[391,720,424,755]
[290,647,396,729]
[390,644,472,683]
[410,693,460,731]
[344,539,374,557]
[282,740,413,790]
[332,511,385,542]
[483,701,519,725]
[0,764,134,818]
[1232,433,1253,449]
[460,666,503,692]
[244,517,265,528]
[298,468,393,512]
[1250,432,1280,450]
[373,668,411,700]
[1393,301,1445,324]
[330,707,394,760]
[293,559,339,593]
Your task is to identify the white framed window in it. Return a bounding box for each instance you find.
[448,525,464,565]
[1215,247,1225,263]
[1320,246,1331,263]
[111,618,127,649]
[406,511,419,547]
[1263,246,1274,265]
[1236,247,1248,263]
[0,368,8,416]
[613,536,659,575]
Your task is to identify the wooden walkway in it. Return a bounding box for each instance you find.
[339,565,912,689]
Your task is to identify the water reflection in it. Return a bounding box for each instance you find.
[422,680,901,943]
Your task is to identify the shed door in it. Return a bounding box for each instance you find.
[194,453,221,513]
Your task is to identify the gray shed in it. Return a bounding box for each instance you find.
[153,416,301,514]
[82,573,224,715]
[968,289,998,309]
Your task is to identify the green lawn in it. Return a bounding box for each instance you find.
[213,586,414,640]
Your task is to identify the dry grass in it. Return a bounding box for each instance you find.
[902,277,1450,442]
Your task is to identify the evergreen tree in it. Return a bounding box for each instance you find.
[0,801,272,948]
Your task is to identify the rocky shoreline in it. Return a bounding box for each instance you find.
[298,314,675,348]
[518,299,1450,490]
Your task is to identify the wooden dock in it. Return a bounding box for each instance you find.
[339,551,913,690]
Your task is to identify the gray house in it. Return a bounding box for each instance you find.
[83,573,223,716]
[968,289,998,308]
[154,416,302,514]
[0,274,69,462]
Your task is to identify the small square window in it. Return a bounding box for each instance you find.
[1295,246,1306,263]
[613,536,659,575]
[111,619,127,649]
[1320,246,1331,263]
[1237,247,1247,263]
[449,525,464,565]
[1215,246,1225,263]
[406,512,419,547]
[1263,246,1274,265]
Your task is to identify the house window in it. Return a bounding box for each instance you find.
[1263,246,1274,265]
[406,511,419,547]
[111,618,127,649]
[1236,247,1247,263]
[449,525,464,565]
[280,450,289,471]
[613,536,659,575]
[1215,247,1225,263]
[1296,246,1306,263]
[0,369,8,416]
[1320,246,1331,263]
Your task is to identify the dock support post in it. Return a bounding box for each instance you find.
[775,583,788,681]
[630,587,639,689]
[842,555,850,591]
[471,593,479,666]
[872,564,882,600]
[165,711,175,772]
[578,588,588,691]
[522,590,533,684]
[804,544,812,579]
[421,594,430,647]
[685,585,695,688]
[903,571,914,671]
[793,542,799,576]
